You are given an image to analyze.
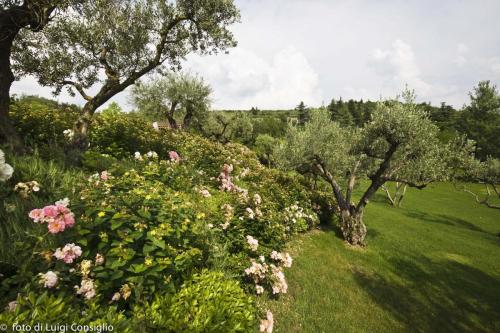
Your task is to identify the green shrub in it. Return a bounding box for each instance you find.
[168,270,256,333]
[81,151,118,172]
[88,112,167,159]
[10,96,79,147]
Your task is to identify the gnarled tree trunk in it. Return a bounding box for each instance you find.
[339,209,367,246]
[0,2,59,152]
[0,11,24,151]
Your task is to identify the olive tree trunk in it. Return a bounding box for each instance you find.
[339,209,367,246]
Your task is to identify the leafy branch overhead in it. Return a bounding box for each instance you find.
[14,0,239,98]
[12,0,240,148]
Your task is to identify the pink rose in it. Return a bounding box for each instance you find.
[48,218,66,234]
[43,205,58,218]
[63,213,75,228]
[54,243,82,264]
[168,151,180,162]
[56,204,70,214]
[100,171,108,181]
[29,209,45,223]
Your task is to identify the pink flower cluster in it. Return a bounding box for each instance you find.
[169,151,181,163]
[29,201,75,234]
[218,164,235,191]
[54,243,82,264]
[217,164,249,199]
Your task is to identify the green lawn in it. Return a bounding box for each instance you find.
[262,182,500,333]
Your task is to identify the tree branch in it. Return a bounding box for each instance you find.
[313,155,348,210]
[61,80,93,101]
[345,159,361,207]
[356,143,399,214]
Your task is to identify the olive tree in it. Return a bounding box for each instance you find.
[131,72,212,130]
[275,92,457,246]
[0,0,76,149]
[201,111,253,144]
[13,0,240,149]
[457,156,500,209]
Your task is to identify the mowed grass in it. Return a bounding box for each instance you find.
[262,182,500,333]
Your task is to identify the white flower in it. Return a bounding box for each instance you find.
[270,251,293,268]
[246,235,259,251]
[283,253,293,268]
[221,221,230,230]
[53,243,82,264]
[63,129,74,140]
[246,207,255,220]
[75,278,96,299]
[253,194,262,206]
[270,265,288,294]
[31,181,40,192]
[0,149,14,182]
[260,311,274,333]
[80,259,92,277]
[244,259,268,283]
[6,300,18,312]
[146,151,158,159]
[256,285,264,295]
[95,253,105,266]
[40,271,58,288]
[199,189,211,198]
[134,152,143,161]
[111,292,121,302]
[55,197,70,207]
[207,223,214,228]
[152,122,159,131]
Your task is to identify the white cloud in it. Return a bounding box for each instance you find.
[186,46,322,109]
[370,39,432,95]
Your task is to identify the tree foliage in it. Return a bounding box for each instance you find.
[295,101,309,125]
[456,80,500,160]
[131,72,212,130]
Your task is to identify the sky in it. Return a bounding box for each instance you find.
[11,0,500,111]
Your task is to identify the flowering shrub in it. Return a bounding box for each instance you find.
[63,169,209,303]
[2,131,320,332]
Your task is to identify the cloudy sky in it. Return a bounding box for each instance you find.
[12,0,500,110]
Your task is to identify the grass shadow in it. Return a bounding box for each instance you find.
[353,255,500,332]
[404,210,487,234]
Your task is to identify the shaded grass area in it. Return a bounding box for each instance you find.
[263,182,500,333]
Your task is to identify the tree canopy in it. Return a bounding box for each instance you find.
[12,0,240,148]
